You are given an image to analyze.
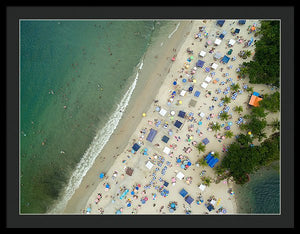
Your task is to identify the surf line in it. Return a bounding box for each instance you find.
[49,58,144,214]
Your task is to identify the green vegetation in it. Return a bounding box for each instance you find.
[234,105,243,114]
[210,122,221,132]
[196,142,206,154]
[260,91,280,112]
[219,112,229,121]
[238,21,280,87]
[222,96,231,104]
[219,132,280,184]
[224,130,234,139]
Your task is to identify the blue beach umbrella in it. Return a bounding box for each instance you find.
[173,81,177,85]
[182,78,187,83]
[99,173,104,179]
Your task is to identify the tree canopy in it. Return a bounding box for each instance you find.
[238,21,280,87]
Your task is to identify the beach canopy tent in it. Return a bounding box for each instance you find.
[229,39,236,46]
[216,20,225,27]
[146,128,157,142]
[200,112,205,118]
[205,76,212,83]
[201,82,208,89]
[211,63,218,70]
[179,188,188,197]
[126,167,134,176]
[214,38,222,45]
[238,20,246,25]
[178,110,186,118]
[162,135,170,143]
[185,195,194,205]
[214,52,222,59]
[132,143,141,152]
[234,28,240,34]
[196,60,205,68]
[207,204,214,211]
[199,184,207,191]
[189,99,197,107]
[163,181,169,187]
[145,161,154,170]
[219,33,225,39]
[202,138,210,145]
[163,146,171,155]
[249,94,262,107]
[177,172,185,180]
[210,199,217,206]
[159,108,167,116]
[221,55,230,64]
[180,90,187,96]
[194,90,201,97]
[174,120,183,129]
[199,51,206,57]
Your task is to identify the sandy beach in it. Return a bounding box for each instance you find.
[62,19,279,215]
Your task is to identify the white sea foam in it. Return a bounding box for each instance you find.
[168,22,180,39]
[49,59,143,214]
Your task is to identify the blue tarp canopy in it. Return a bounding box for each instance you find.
[162,135,170,143]
[253,91,259,96]
[196,60,205,68]
[194,91,200,97]
[234,28,240,34]
[202,138,210,145]
[163,181,169,187]
[179,188,188,197]
[132,143,140,152]
[238,20,246,25]
[205,152,219,168]
[185,195,194,205]
[221,55,230,64]
[178,111,186,118]
[146,128,157,142]
[216,20,225,27]
[174,120,183,129]
[207,204,214,211]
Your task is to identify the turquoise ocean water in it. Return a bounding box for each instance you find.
[20,20,181,213]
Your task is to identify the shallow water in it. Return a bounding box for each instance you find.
[234,161,280,214]
[20,20,177,213]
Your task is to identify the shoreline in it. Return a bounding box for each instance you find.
[61,19,279,215]
[61,20,194,214]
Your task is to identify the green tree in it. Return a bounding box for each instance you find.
[234,105,243,114]
[251,106,268,118]
[196,142,206,154]
[268,118,280,132]
[219,112,229,121]
[211,122,221,132]
[241,21,280,87]
[222,96,231,104]
[246,86,254,93]
[260,91,280,112]
[198,157,208,167]
[236,133,252,146]
[213,151,220,159]
[231,83,240,92]
[224,130,234,139]
[201,176,212,186]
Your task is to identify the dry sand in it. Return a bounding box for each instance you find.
[63,19,279,215]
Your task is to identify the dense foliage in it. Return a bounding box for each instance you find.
[239,21,280,87]
[220,132,280,184]
[260,91,280,112]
